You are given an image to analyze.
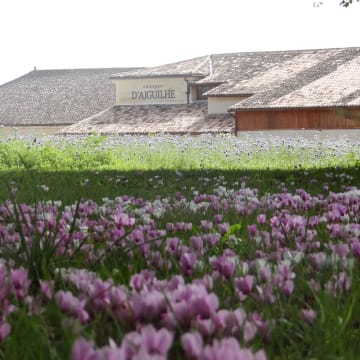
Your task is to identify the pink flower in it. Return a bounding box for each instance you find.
[281,280,295,297]
[214,214,223,223]
[0,322,11,342]
[123,325,173,359]
[248,224,259,238]
[200,337,266,360]
[300,308,317,325]
[243,321,257,343]
[190,236,205,254]
[113,212,135,228]
[10,268,31,301]
[166,237,180,254]
[350,240,360,257]
[191,292,219,319]
[274,265,295,297]
[257,214,267,225]
[234,275,256,295]
[217,222,230,235]
[40,280,54,300]
[210,255,236,279]
[130,270,155,291]
[132,290,166,322]
[140,325,174,356]
[72,338,99,360]
[181,331,203,359]
[55,291,89,323]
[180,251,197,275]
[200,220,213,231]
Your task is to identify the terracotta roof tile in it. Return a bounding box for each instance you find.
[0,68,141,125]
[206,48,358,96]
[110,56,210,79]
[59,103,234,134]
[231,50,360,110]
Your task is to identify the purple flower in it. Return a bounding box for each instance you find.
[132,289,166,322]
[200,337,266,360]
[350,240,360,257]
[257,214,267,225]
[0,322,11,342]
[274,265,295,297]
[180,251,197,275]
[300,308,317,325]
[270,216,280,228]
[210,255,236,279]
[72,338,99,360]
[308,252,327,270]
[248,224,259,238]
[191,292,219,319]
[55,291,89,323]
[217,222,230,235]
[234,275,256,295]
[130,270,155,291]
[113,212,135,228]
[166,237,180,254]
[190,236,205,254]
[40,280,54,300]
[243,320,257,343]
[181,331,203,359]
[282,280,295,296]
[200,220,213,231]
[123,325,173,359]
[140,325,173,356]
[10,268,30,301]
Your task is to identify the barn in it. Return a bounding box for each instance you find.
[0,67,139,135]
[228,49,360,131]
[1,47,359,135]
[61,47,360,135]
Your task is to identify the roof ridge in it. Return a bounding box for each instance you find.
[209,46,360,58]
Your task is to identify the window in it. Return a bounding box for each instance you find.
[194,85,216,101]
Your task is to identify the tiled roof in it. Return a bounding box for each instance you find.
[205,48,360,96]
[0,67,141,125]
[110,56,210,79]
[59,103,234,134]
[230,49,360,110]
[110,48,360,112]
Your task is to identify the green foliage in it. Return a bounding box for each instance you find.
[0,135,359,359]
[340,0,359,7]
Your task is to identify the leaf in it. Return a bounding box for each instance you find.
[226,223,242,237]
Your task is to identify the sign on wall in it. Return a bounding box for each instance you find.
[131,84,176,101]
[114,77,187,105]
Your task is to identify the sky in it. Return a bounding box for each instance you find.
[0,0,359,85]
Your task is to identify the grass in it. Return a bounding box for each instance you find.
[0,133,359,359]
[0,133,359,203]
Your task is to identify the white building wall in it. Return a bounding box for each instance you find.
[113,77,189,105]
[208,96,248,114]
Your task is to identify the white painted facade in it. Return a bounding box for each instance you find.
[113,77,189,106]
[207,96,248,114]
[113,77,243,115]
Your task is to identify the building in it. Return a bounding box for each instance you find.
[228,49,360,131]
[2,47,359,135]
[60,47,360,135]
[0,67,139,135]
[61,56,235,134]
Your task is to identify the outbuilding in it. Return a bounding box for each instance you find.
[62,47,360,135]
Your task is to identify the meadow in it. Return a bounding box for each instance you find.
[0,133,359,359]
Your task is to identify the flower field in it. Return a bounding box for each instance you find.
[0,134,359,359]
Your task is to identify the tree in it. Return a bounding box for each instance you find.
[339,0,359,6]
[314,0,359,6]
